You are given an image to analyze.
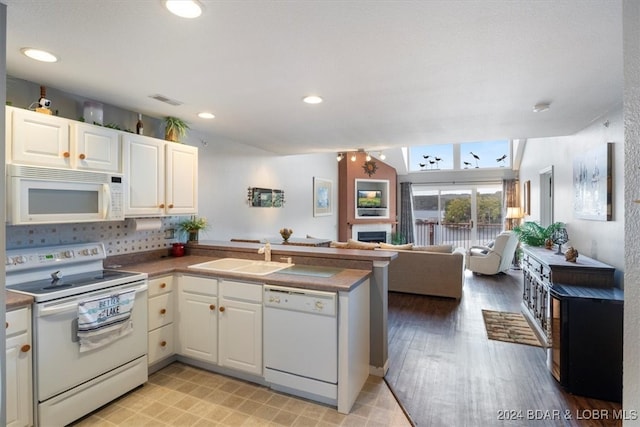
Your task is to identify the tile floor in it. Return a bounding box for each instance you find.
[72,362,412,426]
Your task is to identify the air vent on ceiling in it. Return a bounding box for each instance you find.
[149,94,183,106]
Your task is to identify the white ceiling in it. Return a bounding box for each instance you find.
[3,1,623,156]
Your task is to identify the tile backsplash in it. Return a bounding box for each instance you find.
[6,217,185,255]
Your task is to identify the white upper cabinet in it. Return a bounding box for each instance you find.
[166,142,198,215]
[71,123,121,172]
[8,106,70,168]
[7,106,120,173]
[122,133,198,217]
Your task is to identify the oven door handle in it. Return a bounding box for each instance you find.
[37,283,148,317]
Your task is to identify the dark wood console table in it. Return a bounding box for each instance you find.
[521,246,621,401]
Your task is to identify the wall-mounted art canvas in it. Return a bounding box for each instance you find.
[313,177,332,216]
[573,142,613,221]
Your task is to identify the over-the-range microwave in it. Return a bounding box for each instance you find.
[7,164,124,225]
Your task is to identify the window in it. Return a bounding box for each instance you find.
[409,140,511,171]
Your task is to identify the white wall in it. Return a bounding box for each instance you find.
[518,105,624,279]
[623,1,640,423]
[197,146,339,242]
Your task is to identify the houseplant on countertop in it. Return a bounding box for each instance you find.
[179,216,208,242]
[164,116,190,143]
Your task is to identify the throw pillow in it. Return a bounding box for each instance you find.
[379,242,414,250]
[412,244,453,253]
[346,239,380,250]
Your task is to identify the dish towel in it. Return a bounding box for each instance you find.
[77,289,136,353]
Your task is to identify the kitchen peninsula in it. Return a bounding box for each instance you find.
[106,240,397,414]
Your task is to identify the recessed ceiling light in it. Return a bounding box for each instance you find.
[198,112,215,119]
[533,102,551,113]
[303,95,323,104]
[21,48,58,63]
[165,0,203,18]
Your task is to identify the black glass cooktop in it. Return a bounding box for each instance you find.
[7,270,142,295]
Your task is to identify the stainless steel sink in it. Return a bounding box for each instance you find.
[188,258,294,276]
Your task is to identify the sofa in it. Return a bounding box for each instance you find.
[330,240,465,299]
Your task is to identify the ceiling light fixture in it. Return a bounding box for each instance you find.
[379,152,386,160]
[303,95,323,104]
[533,102,550,113]
[21,48,58,63]
[198,112,215,119]
[350,153,357,162]
[365,153,372,162]
[336,153,344,162]
[165,0,203,18]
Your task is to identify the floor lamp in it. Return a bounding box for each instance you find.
[506,207,524,268]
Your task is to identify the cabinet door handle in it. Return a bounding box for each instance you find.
[21,344,31,353]
[209,304,216,311]
[63,151,70,158]
[160,340,167,347]
[159,203,165,208]
[79,153,86,160]
[219,306,225,312]
[160,283,167,289]
[5,322,8,329]
[160,308,167,315]
[168,204,174,209]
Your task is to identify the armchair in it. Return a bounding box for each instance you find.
[466,231,519,275]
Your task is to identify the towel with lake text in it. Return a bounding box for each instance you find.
[77,289,136,352]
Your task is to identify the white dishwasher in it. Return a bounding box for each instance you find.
[263,284,338,404]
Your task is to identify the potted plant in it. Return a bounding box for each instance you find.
[512,221,565,247]
[178,216,208,242]
[164,116,190,143]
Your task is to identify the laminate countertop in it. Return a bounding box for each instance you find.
[6,291,34,310]
[108,255,372,293]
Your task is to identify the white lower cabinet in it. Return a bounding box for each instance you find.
[6,306,33,427]
[177,275,219,364]
[218,280,263,376]
[147,275,175,366]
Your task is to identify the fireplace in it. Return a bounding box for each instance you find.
[358,231,387,243]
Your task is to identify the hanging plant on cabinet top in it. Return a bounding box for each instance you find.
[363,160,378,176]
[164,116,190,143]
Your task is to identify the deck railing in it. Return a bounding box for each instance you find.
[414,220,502,249]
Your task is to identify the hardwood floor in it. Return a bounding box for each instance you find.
[385,269,623,427]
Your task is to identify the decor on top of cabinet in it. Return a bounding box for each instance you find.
[179,215,208,242]
[512,221,565,247]
[551,227,569,255]
[279,228,293,242]
[34,85,53,115]
[564,246,579,262]
[164,116,190,142]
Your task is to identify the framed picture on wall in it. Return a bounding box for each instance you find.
[573,142,613,221]
[313,177,332,216]
[524,180,531,216]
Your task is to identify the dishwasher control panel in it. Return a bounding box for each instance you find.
[264,284,337,316]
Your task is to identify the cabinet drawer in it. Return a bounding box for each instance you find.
[148,293,173,330]
[220,280,262,302]
[180,275,218,296]
[148,324,174,365]
[148,275,174,297]
[6,308,29,337]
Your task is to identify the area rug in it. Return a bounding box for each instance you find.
[481,309,543,347]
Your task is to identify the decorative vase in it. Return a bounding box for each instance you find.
[188,230,199,242]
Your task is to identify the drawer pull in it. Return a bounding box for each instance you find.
[160,340,167,347]
[219,306,225,312]
[209,304,216,311]
[160,308,167,315]
[79,153,86,160]
[63,151,70,158]
[20,344,31,353]
[168,204,174,208]
[160,283,167,289]
[159,203,165,208]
